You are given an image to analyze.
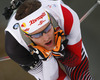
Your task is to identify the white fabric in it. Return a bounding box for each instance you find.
[19,7,50,34]
[42,56,58,80]
[28,56,59,80]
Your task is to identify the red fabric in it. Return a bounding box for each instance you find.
[71,57,89,80]
[57,65,67,80]
[61,5,73,35]
[59,40,82,67]
[67,39,82,67]
[67,39,82,58]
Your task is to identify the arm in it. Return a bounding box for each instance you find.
[5,31,39,71]
[59,4,82,67]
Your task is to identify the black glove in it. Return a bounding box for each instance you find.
[20,58,42,71]
[52,30,68,58]
[52,39,68,58]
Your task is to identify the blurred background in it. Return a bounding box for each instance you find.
[0,0,100,80]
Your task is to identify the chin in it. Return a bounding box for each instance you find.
[45,46,54,51]
[46,48,52,51]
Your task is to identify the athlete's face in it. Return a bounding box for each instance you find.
[28,22,55,50]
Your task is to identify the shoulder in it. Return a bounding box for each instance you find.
[44,1,76,35]
[5,11,18,32]
[5,11,29,50]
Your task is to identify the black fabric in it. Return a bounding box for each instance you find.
[5,31,36,66]
[2,0,25,20]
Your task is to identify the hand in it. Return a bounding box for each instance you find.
[52,39,68,58]
[52,30,68,58]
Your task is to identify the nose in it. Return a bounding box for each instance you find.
[42,33,49,41]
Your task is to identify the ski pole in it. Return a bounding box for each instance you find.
[0,56,10,61]
[80,0,100,23]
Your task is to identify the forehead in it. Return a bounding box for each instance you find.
[29,22,50,35]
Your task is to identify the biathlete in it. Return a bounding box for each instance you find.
[4,0,93,80]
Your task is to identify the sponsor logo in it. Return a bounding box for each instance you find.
[38,20,46,26]
[21,23,26,27]
[13,23,19,29]
[48,5,52,8]
[52,4,56,7]
[48,4,56,8]
[29,12,46,26]
[23,28,30,32]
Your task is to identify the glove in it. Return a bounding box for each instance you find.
[28,43,52,61]
[52,30,68,58]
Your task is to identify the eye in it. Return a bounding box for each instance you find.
[45,24,51,33]
[31,33,42,38]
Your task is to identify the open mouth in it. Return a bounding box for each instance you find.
[45,40,52,45]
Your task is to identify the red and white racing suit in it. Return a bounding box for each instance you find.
[5,0,93,80]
